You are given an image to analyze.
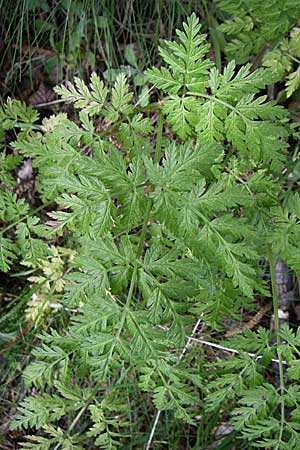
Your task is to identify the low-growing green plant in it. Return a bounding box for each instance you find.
[3,13,300,449]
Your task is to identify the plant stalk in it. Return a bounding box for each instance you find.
[101,109,163,378]
[268,246,285,447]
[128,109,163,301]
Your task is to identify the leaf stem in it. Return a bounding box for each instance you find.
[187,91,250,123]
[268,246,285,448]
[52,402,90,450]
[135,109,163,259]
[14,122,43,131]
[153,109,163,163]
[101,109,163,377]
[130,110,163,288]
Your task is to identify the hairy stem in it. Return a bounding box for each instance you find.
[153,109,163,163]
[128,109,163,297]
[268,246,285,447]
[102,109,163,378]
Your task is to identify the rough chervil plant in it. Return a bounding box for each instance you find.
[6,14,300,449]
